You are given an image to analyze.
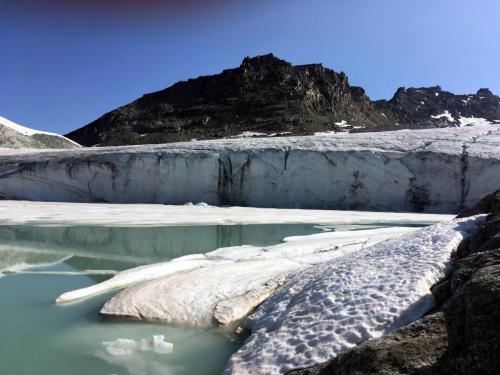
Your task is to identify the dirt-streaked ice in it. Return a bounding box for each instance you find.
[1,126,499,212]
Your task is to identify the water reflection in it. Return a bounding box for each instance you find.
[0,224,324,272]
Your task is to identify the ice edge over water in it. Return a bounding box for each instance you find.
[224,216,484,374]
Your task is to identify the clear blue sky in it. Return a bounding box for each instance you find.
[1,0,499,135]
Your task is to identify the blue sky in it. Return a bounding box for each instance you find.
[1,0,499,134]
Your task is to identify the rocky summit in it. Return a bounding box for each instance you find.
[66,54,500,147]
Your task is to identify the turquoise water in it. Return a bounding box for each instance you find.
[0,224,325,375]
[0,221,431,375]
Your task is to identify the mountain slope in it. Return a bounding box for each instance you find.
[66,54,500,147]
[0,116,80,149]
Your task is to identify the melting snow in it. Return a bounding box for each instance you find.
[224,216,484,374]
[458,116,493,127]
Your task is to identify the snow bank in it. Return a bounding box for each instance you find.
[1,126,499,212]
[0,201,451,226]
[224,216,484,374]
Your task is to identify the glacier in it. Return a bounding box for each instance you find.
[0,126,499,212]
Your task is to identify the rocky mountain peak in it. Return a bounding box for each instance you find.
[65,55,500,147]
[240,53,291,71]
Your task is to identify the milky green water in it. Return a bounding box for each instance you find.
[0,223,326,375]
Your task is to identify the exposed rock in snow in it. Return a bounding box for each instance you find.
[0,115,80,149]
[223,216,484,375]
[1,126,500,213]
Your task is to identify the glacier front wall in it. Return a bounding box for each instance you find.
[1,127,500,213]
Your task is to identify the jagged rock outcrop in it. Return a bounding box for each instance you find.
[65,54,500,146]
[376,86,500,130]
[289,189,500,375]
[0,115,80,149]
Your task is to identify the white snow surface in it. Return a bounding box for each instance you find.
[431,110,454,122]
[0,115,60,137]
[0,201,451,227]
[458,116,493,127]
[224,216,484,374]
[1,125,499,212]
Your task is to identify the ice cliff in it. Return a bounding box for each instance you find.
[1,126,499,213]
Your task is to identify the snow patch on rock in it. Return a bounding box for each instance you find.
[431,110,454,122]
[458,116,493,127]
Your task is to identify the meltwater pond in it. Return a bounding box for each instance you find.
[0,223,327,375]
[0,220,438,375]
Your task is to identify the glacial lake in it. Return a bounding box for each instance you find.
[0,222,427,375]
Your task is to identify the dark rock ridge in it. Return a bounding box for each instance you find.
[65,54,500,146]
[289,189,500,375]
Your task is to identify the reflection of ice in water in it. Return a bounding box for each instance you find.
[0,223,326,274]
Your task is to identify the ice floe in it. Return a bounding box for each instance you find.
[224,216,484,374]
[102,335,173,356]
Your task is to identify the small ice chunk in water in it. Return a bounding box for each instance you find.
[102,335,173,356]
[151,335,174,354]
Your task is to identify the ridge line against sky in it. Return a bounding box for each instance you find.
[1,0,499,134]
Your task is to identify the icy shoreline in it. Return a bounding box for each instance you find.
[224,216,484,374]
[53,214,484,374]
[1,126,500,212]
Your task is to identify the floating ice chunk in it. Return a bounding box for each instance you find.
[103,338,137,356]
[102,335,173,356]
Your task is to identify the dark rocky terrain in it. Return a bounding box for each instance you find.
[66,54,500,147]
[289,189,500,375]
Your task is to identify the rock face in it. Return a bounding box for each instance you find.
[0,115,80,149]
[1,126,500,213]
[65,54,500,147]
[289,189,500,375]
